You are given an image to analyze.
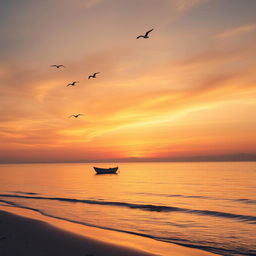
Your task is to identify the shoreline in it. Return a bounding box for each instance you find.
[0,206,218,256]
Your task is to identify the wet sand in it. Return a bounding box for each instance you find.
[0,207,218,256]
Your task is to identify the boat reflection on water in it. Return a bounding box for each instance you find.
[93,167,119,174]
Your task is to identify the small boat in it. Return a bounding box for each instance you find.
[93,166,118,174]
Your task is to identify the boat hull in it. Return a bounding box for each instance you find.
[93,167,118,174]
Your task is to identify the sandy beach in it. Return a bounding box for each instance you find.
[0,209,156,256]
[0,207,218,256]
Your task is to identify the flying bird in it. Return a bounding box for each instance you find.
[51,65,66,68]
[136,29,154,39]
[67,81,79,87]
[88,72,100,79]
[69,114,84,118]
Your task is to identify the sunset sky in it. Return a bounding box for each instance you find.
[0,0,256,163]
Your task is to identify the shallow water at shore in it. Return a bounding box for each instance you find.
[0,162,256,255]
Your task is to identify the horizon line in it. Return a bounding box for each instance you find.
[1,153,256,164]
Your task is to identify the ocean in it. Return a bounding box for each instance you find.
[0,162,255,256]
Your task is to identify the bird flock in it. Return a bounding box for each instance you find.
[50,29,154,119]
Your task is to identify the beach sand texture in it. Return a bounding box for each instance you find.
[0,209,218,256]
[0,210,155,256]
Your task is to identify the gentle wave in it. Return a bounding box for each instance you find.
[12,191,40,195]
[234,198,256,205]
[0,193,256,223]
[1,198,255,256]
[134,192,256,205]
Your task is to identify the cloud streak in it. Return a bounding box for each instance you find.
[216,24,256,39]
[172,0,209,11]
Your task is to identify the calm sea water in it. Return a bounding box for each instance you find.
[0,162,255,256]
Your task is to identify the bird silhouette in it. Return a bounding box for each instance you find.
[88,72,100,79]
[51,65,66,68]
[69,114,84,118]
[67,81,79,87]
[136,29,154,39]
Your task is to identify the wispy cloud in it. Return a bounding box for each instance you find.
[172,0,209,11]
[1,42,255,147]
[216,24,256,39]
[83,0,104,9]
[61,0,104,9]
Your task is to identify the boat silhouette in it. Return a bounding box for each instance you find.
[93,167,118,174]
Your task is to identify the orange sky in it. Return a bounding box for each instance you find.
[0,0,256,162]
